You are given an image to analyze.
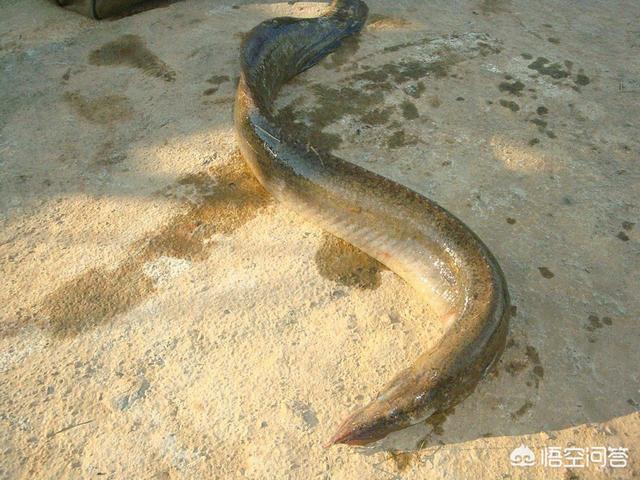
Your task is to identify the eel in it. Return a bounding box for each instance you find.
[234,0,510,446]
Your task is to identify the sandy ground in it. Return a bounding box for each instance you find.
[1,0,639,478]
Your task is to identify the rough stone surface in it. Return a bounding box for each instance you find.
[0,0,638,478]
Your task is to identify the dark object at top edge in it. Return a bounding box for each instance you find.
[57,0,164,19]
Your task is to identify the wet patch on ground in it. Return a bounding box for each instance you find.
[38,260,154,339]
[361,106,395,126]
[527,57,569,80]
[504,359,527,375]
[366,14,412,31]
[400,100,419,120]
[141,165,270,260]
[275,33,502,152]
[526,56,591,91]
[479,0,512,15]
[584,314,613,343]
[616,221,634,241]
[379,55,463,82]
[585,314,612,331]
[498,79,525,96]
[273,102,345,153]
[538,266,554,279]
[387,129,419,148]
[525,345,544,387]
[323,36,361,70]
[486,54,595,144]
[496,341,544,389]
[511,400,534,419]
[428,95,441,108]
[389,450,416,471]
[64,92,133,124]
[308,83,385,133]
[208,75,230,85]
[88,34,176,82]
[424,408,453,436]
[499,99,520,112]
[412,404,459,449]
[39,158,270,338]
[94,139,128,166]
[617,231,630,241]
[314,232,385,289]
[203,74,230,95]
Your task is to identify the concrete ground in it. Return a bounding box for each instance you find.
[0,0,638,478]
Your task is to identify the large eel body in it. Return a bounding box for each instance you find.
[234,0,510,446]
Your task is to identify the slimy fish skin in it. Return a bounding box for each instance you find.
[234,0,510,446]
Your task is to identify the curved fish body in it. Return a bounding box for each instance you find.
[234,0,510,446]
